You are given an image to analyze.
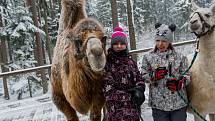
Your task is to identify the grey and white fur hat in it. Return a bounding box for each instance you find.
[154,23,176,43]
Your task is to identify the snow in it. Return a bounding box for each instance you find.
[11,22,27,37]
[0,87,210,121]
[11,79,28,91]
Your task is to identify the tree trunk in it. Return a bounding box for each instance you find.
[126,0,137,61]
[2,2,13,69]
[25,0,48,94]
[0,39,10,100]
[7,39,13,70]
[28,79,32,97]
[37,2,47,65]
[110,0,118,29]
[0,4,10,100]
[40,0,53,64]
[58,0,61,12]
[52,0,61,13]
[48,0,54,18]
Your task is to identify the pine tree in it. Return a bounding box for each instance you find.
[133,0,145,34]
[0,0,47,99]
[96,0,112,28]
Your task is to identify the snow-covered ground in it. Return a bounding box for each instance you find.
[0,86,210,121]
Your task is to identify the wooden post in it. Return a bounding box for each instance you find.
[0,39,10,100]
[28,79,32,97]
[0,9,9,100]
[126,0,137,61]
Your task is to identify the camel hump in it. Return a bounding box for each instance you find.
[58,0,87,35]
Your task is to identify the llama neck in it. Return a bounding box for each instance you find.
[198,30,215,75]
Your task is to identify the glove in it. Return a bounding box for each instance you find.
[126,86,145,108]
[166,76,186,92]
[151,67,168,81]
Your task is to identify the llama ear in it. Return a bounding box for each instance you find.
[210,3,215,15]
[169,24,176,32]
[191,1,200,11]
[155,23,162,29]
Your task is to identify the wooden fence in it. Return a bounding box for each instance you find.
[0,39,197,99]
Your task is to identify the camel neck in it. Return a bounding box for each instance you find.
[198,31,215,74]
[199,31,215,54]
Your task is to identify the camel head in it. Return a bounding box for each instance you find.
[189,1,215,37]
[68,18,106,72]
[85,34,106,72]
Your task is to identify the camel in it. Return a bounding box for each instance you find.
[51,0,106,121]
[187,1,215,121]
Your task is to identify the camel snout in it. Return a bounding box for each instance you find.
[87,37,104,57]
[190,22,200,31]
[91,47,103,56]
[190,19,197,24]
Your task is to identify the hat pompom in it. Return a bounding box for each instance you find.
[169,24,176,32]
[155,23,162,29]
[111,27,127,45]
[114,26,124,32]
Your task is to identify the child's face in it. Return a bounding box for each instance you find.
[155,40,170,52]
[112,42,127,52]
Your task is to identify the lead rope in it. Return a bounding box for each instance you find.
[175,38,207,121]
[177,91,207,121]
[181,38,199,76]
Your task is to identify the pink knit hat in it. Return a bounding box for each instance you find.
[111,26,127,45]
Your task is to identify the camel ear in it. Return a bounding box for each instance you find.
[210,3,215,15]
[63,53,70,75]
[63,40,70,75]
[64,59,70,75]
[101,36,107,50]
[191,1,200,11]
[74,36,85,60]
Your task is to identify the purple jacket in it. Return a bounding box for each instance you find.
[102,49,145,121]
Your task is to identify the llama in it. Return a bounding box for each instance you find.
[51,0,106,121]
[187,1,215,121]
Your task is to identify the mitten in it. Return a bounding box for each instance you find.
[127,86,145,107]
[151,67,168,81]
[166,76,186,92]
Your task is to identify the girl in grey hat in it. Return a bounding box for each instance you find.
[141,23,191,121]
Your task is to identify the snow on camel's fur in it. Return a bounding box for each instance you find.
[187,1,215,121]
[51,0,106,121]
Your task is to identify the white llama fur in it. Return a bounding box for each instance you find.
[187,1,215,121]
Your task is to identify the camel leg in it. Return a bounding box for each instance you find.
[102,106,106,121]
[52,93,79,121]
[90,94,105,121]
[209,114,215,121]
[194,113,206,121]
[90,102,104,121]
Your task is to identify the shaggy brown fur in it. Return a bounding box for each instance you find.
[51,0,106,121]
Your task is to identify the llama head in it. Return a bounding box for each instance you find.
[189,1,215,37]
